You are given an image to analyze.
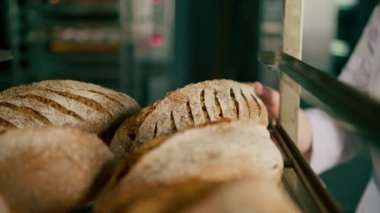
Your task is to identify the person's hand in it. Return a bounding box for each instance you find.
[252,82,280,121]
[251,81,313,156]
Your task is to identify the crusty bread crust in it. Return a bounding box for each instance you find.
[183,179,300,213]
[110,101,160,157]
[0,127,114,213]
[0,80,140,142]
[107,120,232,192]
[119,120,282,188]
[137,79,268,146]
[95,179,222,213]
[112,79,267,156]
[100,135,168,200]
[95,179,299,213]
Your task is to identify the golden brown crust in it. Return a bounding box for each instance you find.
[95,179,222,213]
[95,179,300,213]
[0,127,114,213]
[0,80,140,143]
[103,135,168,197]
[110,101,160,157]
[120,120,282,189]
[106,119,233,192]
[113,79,268,156]
[136,80,267,146]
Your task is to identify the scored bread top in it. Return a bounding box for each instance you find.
[120,120,282,187]
[0,80,140,139]
[137,79,267,146]
[113,79,267,154]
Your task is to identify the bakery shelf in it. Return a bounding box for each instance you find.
[50,42,119,53]
[6,0,121,89]
[26,5,118,18]
[0,50,13,63]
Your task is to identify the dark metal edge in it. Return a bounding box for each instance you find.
[272,124,342,212]
[258,51,380,146]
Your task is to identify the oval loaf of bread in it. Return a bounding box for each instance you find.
[95,179,299,213]
[0,80,140,141]
[111,79,267,156]
[117,120,282,188]
[0,127,114,213]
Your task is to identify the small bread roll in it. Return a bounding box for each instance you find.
[119,120,282,187]
[0,127,114,213]
[95,179,300,213]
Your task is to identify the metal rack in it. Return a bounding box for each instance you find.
[263,0,335,211]
[259,0,380,212]
[6,0,120,89]
[271,125,341,212]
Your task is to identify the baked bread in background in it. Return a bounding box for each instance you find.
[0,80,140,142]
[111,120,282,191]
[0,127,114,213]
[111,79,267,156]
[95,179,299,213]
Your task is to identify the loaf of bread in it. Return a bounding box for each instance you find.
[111,79,267,156]
[95,179,299,213]
[0,80,140,142]
[110,120,282,192]
[0,127,114,213]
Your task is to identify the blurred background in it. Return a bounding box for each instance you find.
[0,0,378,211]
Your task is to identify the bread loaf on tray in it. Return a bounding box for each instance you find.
[108,120,282,193]
[95,179,299,213]
[0,127,114,213]
[0,80,140,142]
[111,79,267,156]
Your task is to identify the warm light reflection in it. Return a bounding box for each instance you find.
[49,0,60,5]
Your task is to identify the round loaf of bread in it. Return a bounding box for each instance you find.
[111,79,267,156]
[0,80,140,142]
[0,127,114,213]
[95,179,299,213]
[119,120,283,187]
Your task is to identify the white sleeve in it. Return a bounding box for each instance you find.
[306,5,380,174]
[307,109,362,174]
[338,5,380,93]
[307,109,344,174]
